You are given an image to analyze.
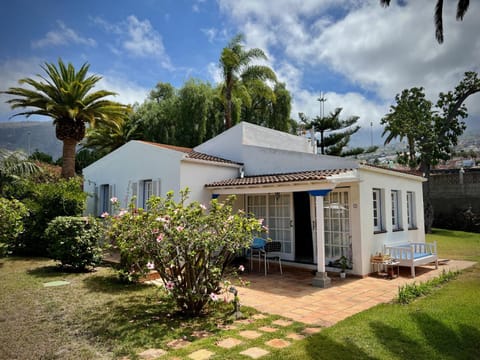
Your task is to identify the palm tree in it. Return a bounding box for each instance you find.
[220,34,277,129]
[0,149,41,195]
[82,112,138,156]
[380,0,470,43]
[2,59,130,178]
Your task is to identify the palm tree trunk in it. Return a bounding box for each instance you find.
[62,138,77,178]
[225,88,232,129]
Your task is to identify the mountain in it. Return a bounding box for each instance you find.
[0,121,62,159]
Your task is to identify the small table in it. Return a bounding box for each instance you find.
[371,259,400,279]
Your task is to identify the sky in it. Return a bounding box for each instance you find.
[0,0,479,147]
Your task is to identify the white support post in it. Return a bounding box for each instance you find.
[312,195,331,288]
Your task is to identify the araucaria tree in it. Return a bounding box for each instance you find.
[381,71,480,232]
[3,59,130,178]
[220,34,277,129]
[106,190,263,316]
[299,108,375,156]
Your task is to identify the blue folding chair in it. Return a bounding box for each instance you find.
[250,237,266,272]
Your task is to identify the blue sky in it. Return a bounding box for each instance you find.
[1,0,479,146]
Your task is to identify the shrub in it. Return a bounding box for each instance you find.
[14,177,87,256]
[397,269,460,304]
[0,197,28,257]
[46,216,103,271]
[106,189,262,316]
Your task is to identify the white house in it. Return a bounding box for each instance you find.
[83,122,426,286]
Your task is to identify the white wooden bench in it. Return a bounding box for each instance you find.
[384,242,438,278]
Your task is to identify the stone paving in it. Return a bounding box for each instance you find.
[237,259,476,326]
[132,259,475,359]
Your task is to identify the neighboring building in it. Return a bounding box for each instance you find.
[84,122,426,285]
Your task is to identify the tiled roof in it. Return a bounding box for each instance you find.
[187,151,242,165]
[205,169,353,188]
[138,141,241,166]
[360,164,423,177]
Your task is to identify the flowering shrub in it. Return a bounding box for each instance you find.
[106,189,262,316]
[0,197,28,257]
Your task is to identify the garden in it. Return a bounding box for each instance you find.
[1,158,479,359]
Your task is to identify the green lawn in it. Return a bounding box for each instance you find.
[266,229,480,360]
[0,229,478,359]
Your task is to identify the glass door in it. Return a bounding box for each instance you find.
[323,190,351,264]
[247,193,294,261]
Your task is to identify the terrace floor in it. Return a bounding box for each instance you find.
[236,259,475,326]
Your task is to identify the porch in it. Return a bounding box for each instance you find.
[235,259,475,327]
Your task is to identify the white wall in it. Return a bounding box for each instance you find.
[83,141,184,214]
[194,122,315,164]
[241,145,359,176]
[180,160,240,206]
[357,167,425,275]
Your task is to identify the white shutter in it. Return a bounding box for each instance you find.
[131,182,138,207]
[153,179,161,197]
[108,185,113,213]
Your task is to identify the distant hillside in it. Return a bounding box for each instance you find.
[0,121,62,159]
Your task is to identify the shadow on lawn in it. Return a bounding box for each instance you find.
[304,332,375,360]
[82,273,152,294]
[80,272,230,354]
[370,312,480,358]
[80,291,227,353]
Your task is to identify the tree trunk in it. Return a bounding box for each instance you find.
[225,90,232,130]
[61,138,78,179]
[421,161,434,233]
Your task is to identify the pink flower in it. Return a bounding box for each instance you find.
[209,293,219,301]
[146,261,155,270]
[176,226,184,232]
[118,210,128,217]
[152,228,159,234]
[156,216,170,223]
[110,197,118,204]
[156,233,164,242]
[257,218,264,225]
[200,204,207,210]
[165,281,175,290]
[238,265,245,272]
[101,212,109,218]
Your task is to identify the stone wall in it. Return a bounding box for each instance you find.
[427,169,480,231]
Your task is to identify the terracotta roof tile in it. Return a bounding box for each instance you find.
[187,151,242,165]
[205,169,353,188]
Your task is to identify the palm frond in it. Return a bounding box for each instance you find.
[456,0,469,20]
[435,0,444,44]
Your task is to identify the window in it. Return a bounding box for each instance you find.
[391,190,402,231]
[407,191,416,229]
[142,180,153,209]
[372,189,383,232]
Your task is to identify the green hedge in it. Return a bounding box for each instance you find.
[46,216,103,271]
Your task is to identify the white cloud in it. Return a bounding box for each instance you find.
[218,0,480,144]
[91,15,173,70]
[207,62,223,84]
[0,58,43,119]
[97,74,149,106]
[32,21,96,48]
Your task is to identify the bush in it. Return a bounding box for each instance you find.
[397,269,460,304]
[12,177,87,256]
[106,189,263,316]
[0,197,28,257]
[46,216,103,271]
